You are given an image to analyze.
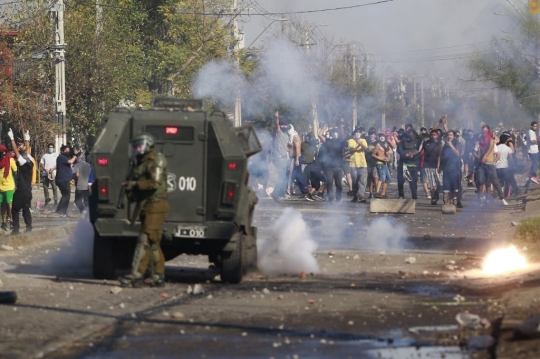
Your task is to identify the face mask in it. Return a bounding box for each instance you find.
[379,137,386,142]
[48,148,54,154]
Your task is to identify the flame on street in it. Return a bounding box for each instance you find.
[482,246,527,275]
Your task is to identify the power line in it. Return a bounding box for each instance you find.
[371,41,491,56]
[71,0,393,16]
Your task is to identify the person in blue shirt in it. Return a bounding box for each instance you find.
[54,145,78,217]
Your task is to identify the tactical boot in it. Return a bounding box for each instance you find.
[144,275,165,288]
[118,274,144,288]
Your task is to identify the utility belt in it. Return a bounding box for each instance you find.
[146,193,167,203]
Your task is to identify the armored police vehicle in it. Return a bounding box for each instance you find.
[89,98,261,284]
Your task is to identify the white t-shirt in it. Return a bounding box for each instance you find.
[40,153,58,175]
[528,129,538,154]
[496,144,512,169]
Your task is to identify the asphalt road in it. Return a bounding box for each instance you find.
[0,180,536,359]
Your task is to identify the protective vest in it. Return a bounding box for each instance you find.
[127,149,168,203]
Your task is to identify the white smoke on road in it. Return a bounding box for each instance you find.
[363,217,408,251]
[257,207,319,275]
[48,219,94,274]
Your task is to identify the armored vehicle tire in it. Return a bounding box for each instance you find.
[221,235,243,284]
[93,232,116,280]
[242,234,257,275]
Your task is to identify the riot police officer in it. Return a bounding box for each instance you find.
[118,133,169,288]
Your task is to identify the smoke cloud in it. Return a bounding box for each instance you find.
[257,207,319,275]
[193,60,246,106]
[47,219,94,274]
[193,37,318,117]
[362,217,408,251]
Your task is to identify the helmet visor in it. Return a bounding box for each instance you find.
[129,138,151,159]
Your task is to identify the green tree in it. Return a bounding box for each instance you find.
[468,7,540,117]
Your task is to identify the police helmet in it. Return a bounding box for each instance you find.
[129,132,155,158]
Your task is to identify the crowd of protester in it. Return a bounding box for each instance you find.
[249,112,538,208]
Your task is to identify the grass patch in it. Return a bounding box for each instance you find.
[511,217,540,262]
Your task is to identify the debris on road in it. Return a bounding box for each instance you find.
[0,245,14,251]
[171,312,185,319]
[467,335,495,350]
[0,291,17,304]
[405,257,416,264]
[513,314,540,339]
[455,312,490,330]
[109,287,122,295]
[187,284,204,295]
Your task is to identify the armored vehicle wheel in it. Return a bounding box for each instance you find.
[242,233,257,275]
[221,234,243,284]
[93,232,116,280]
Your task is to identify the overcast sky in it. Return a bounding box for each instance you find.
[240,0,523,83]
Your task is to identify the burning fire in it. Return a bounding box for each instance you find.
[482,246,527,275]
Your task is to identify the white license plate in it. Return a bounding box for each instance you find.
[176,227,206,238]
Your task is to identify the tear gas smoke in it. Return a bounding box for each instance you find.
[47,219,94,274]
[193,37,318,116]
[193,60,246,106]
[257,207,319,275]
[363,217,408,251]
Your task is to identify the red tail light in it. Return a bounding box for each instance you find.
[97,158,108,166]
[165,126,179,134]
[98,178,109,201]
[221,181,236,205]
[228,163,237,170]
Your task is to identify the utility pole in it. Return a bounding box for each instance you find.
[413,76,417,106]
[381,64,386,132]
[233,0,242,127]
[51,0,66,153]
[352,44,357,128]
[306,31,319,137]
[96,0,102,36]
[421,78,425,128]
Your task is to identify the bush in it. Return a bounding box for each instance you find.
[511,217,540,262]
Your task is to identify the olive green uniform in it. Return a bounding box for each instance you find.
[125,149,169,279]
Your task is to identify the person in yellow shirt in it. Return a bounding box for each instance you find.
[348,129,368,203]
[0,144,17,231]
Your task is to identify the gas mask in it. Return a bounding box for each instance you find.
[379,136,386,142]
[0,152,6,159]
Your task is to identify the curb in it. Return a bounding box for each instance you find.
[0,222,77,249]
